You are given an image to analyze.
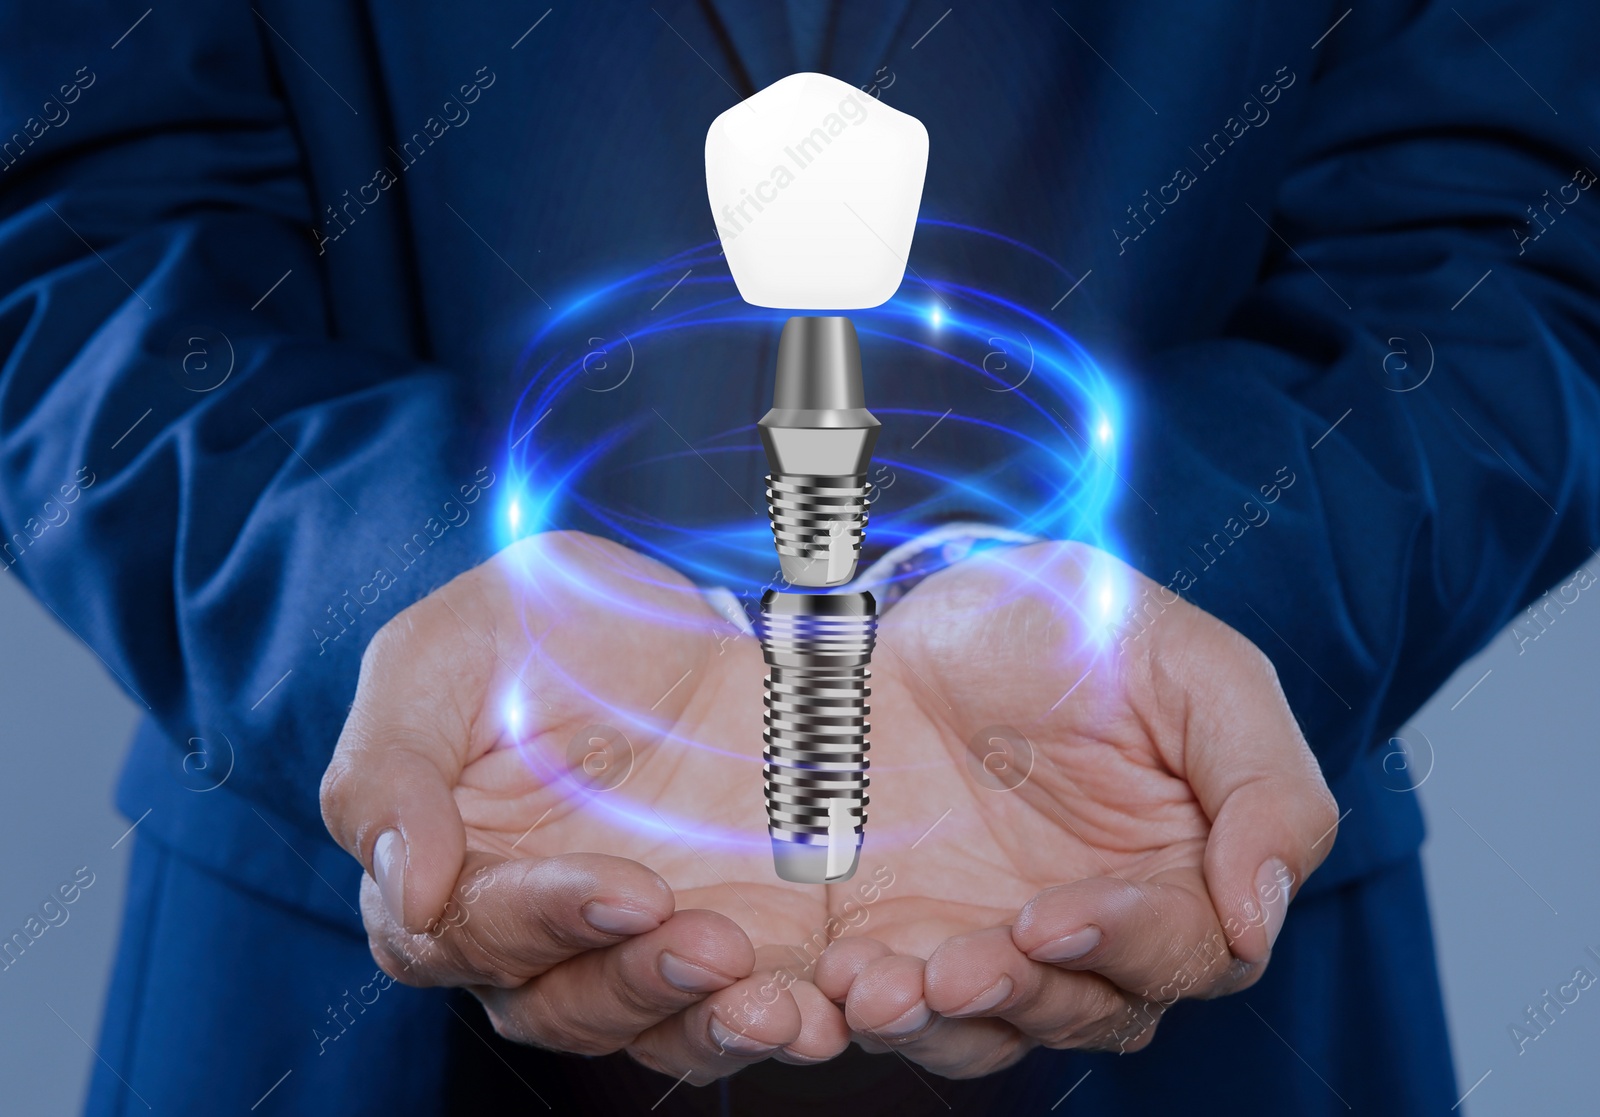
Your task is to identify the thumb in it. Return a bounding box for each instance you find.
[322,743,466,936]
[1176,626,1340,966]
[320,620,474,936]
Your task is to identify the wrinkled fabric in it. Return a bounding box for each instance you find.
[1,1,1594,1112]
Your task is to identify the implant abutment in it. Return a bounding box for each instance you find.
[759,316,879,589]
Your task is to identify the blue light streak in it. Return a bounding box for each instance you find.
[489,221,1127,855]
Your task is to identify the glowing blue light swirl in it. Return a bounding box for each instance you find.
[491,222,1126,854]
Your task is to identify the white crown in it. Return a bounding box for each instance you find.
[705,73,929,310]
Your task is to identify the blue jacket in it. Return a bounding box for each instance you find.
[1,1,1596,1113]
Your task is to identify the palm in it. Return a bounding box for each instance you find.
[355,532,1326,1077]
[847,542,1213,958]
[437,534,829,952]
[432,535,1210,968]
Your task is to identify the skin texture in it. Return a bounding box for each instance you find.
[321,531,1338,1083]
[813,540,1338,1075]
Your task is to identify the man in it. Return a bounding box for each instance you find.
[1,2,1596,1114]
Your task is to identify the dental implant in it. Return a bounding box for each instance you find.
[757,317,880,882]
[703,71,928,884]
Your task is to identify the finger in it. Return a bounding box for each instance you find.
[324,739,465,935]
[363,852,674,987]
[844,954,935,1047]
[774,978,851,1064]
[627,974,805,1085]
[1009,872,1248,998]
[844,953,1029,1076]
[478,908,755,1056]
[1169,621,1341,964]
[321,609,481,933]
[811,936,894,1003]
[747,945,851,1064]
[926,926,1163,1054]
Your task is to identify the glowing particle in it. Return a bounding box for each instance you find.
[931,306,942,327]
[508,499,521,532]
[1096,419,1112,443]
[503,691,523,741]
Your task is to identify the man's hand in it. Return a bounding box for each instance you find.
[320,532,848,1082]
[320,531,1336,1084]
[809,541,1339,1077]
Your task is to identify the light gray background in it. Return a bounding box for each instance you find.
[1,562,1596,1114]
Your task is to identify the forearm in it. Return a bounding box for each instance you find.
[1102,0,1600,777]
[0,2,500,831]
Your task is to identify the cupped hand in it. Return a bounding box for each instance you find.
[321,531,847,1082]
[320,530,1339,1085]
[811,541,1340,1077]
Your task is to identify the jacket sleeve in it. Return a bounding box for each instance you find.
[0,4,496,834]
[1115,0,1600,781]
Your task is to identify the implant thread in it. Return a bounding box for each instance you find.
[765,473,870,574]
[759,607,876,858]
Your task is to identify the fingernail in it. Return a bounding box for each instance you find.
[777,1049,831,1065]
[948,975,1014,1018]
[582,902,660,935]
[660,952,728,993]
[709,1017,778,1056]
[1255,858,1290,949]
[372,829,405,925]
[1029,925,1101,963]
[877,1000,932,1039]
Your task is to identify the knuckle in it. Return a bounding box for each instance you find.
[941,1035,1034,1080]
[1081,1000,1165,1053]
[362,610,411,668]
[1037,983,1147,1049]
[364,906,506,990]
[482,1002,548,1048]
[1140,922,1228,999]
[449,904,557,987]
[524,885,589,954]
[628,1046,713,1085]
[318,756,357,830]
[1244,637,1279,684]
[565,1034,629,1057]
[613,970,676,1018]
[1107,1017,1163,1053]
[1199,956,1264,999]
[483,989,612,1053]
[1038,1021,1091,1048]
[520,981,627,1055]
[425,924,511,987]
[368,935,425,987]
[1311,787,1341,840]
